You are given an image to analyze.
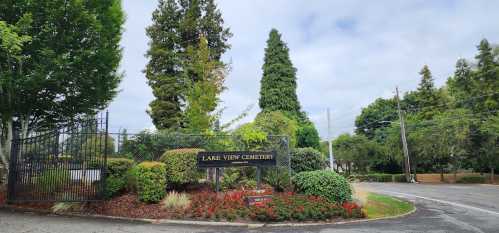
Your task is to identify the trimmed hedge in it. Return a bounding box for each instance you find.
[105,158,134,198]
[456,176,486,184]
[159,148,204,186]
[134,161,167,203]
[348,173,406,182]
[293,170,352,203]
[290,147,325,174]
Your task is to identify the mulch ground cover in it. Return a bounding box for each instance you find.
[0,188,6,206]
[85,194,177,219]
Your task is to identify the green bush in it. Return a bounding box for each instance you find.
[393,174,407,182]
[37,168,70,193]
[457,176,486,184]
[290,147,325,173]
[264,168,291,192]
[293,170,352,203]
[221,168,240,191]
[134,161,167,203]
[105,158,134,198]
[159,148,204,186]
[349,173,403,182]
[107,158,134,176]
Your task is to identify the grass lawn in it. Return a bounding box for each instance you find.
[364,193,414,219]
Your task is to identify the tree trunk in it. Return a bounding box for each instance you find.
[440,167,444,182]
[491,167,495,184]
[0,119,13,185]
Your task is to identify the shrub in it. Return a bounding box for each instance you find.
[457,176,486,184]
[264,168,291,192]
[393,174,407,182]
[162,191,190,210]
[290,147,325,173]
[134,161,167,203]
[37,168,70,193]
[221,168,240,191]
[293,170,352,203]
[104,158,134,198]
[107,158,134,176]
[159,148,204,186]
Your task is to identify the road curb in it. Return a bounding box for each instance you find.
[0,199,417,228]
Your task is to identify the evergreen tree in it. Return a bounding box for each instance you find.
[145,0,231,130]
[473,39,499,113]
[448,59,474,108]
[259,29,301,116]
[415,65,441,120]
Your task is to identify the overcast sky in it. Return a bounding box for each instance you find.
[107,0,499,139]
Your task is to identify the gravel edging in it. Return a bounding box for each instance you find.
[0,201,417,228]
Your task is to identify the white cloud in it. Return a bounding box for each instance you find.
[108,0,499,138]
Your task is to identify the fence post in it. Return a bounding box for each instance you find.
[7,129,19,203]
[101,111,109,199]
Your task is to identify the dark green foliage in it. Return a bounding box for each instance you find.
[259,29,301,117]
[296,124,321,149]
[37,169,70,193]
[0,0,124,127]
[104,158,134,198]
[159,148,204,186]
[414,65,444,120]
[134,162,167,203]
[145,0,231,130]
[456,176,486,184]
[355,98,398,139]
[290,148,325,173]
[293,170,352,203]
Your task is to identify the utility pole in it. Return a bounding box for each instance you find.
[327,108,334,170]
[395,87,412,183]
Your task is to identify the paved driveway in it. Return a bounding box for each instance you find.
[1,183,498,233]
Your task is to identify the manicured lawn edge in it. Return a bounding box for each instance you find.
[363,192,416,220]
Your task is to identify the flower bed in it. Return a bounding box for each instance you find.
[83,188,363,222]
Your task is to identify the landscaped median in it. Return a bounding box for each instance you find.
[0,174,416,226]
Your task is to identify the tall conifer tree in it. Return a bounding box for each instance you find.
[415,65,441,120]
[259,29,301,116]
[145,0,231,130]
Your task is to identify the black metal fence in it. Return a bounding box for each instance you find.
[7,114,109,202]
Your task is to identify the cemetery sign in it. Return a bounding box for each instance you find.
[197,151,277,168]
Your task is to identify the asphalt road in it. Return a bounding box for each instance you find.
[1,183,498,233]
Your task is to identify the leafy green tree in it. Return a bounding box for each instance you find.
[355,98,398,139]
[479,113,499,183]
[259,29,301,117]
[0,0,124,175]
[255,111,298,147]
[296,123,321,149]
[332,133,379,174]
[183,36,225,133]
[145,0,231,130]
